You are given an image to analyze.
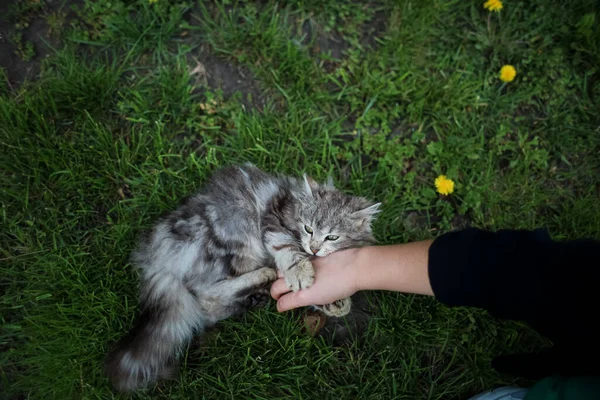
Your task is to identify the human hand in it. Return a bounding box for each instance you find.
[270,247,361,312]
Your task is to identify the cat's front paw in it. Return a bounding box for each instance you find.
[284,258,314,291]
[319,297,352,317]
[257,267,278,283]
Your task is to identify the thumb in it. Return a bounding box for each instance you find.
[276,290,306,312]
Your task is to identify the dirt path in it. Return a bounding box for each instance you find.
[0,0,73,86]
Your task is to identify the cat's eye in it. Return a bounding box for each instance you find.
[325,235,339,241]
[304,225,313,234]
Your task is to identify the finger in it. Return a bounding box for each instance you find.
[277,290,306,312]
[269,278,290,300]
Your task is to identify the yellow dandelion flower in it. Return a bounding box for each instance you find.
[483,0,503,11]
[435,175,455,196]
[499,65,517,82]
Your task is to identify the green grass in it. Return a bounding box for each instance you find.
[1,0,599,398]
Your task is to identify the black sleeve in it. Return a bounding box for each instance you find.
[428,227,600,377]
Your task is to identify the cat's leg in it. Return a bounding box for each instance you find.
[199,267,277,321]
[314,297,352,317]
[264,231,314,291]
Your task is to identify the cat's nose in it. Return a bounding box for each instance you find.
[310,246,320,254]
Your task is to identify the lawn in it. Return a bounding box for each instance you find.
[1,0,599,398]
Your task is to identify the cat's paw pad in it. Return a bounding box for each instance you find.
[320,297,352,317]
[247,287,271,309]
[284,258,314,291]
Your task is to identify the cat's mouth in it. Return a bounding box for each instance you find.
[303,247,329,258]
[303,245,325,257]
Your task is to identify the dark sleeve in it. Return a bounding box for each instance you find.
[428,227,600,350]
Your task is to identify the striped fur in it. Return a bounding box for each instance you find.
[105,164,379,391]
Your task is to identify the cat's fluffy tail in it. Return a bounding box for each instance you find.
[105,273,202,392]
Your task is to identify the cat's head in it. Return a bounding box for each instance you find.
[293,174,381,257]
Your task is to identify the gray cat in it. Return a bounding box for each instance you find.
[105,164,380,391]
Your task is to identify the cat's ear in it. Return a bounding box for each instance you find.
[352,202,382,223]
[303,174,319,194]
